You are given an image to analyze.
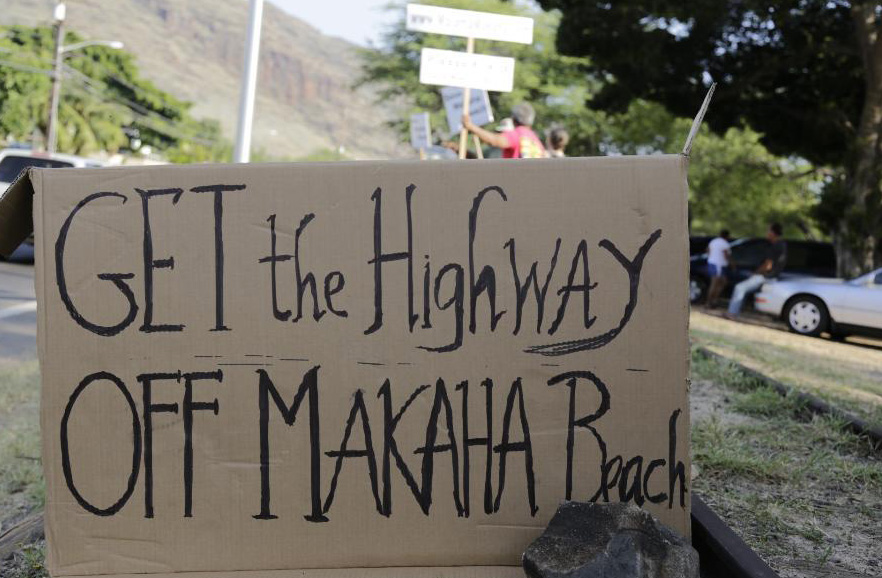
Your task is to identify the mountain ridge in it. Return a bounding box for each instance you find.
[1,0,405,159]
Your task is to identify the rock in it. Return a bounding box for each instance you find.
[522,502,699,578]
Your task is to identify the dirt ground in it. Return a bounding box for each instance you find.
[691,350,882,578]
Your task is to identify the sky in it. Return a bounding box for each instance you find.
[270,0,398,47]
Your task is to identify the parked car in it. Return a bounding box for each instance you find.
[689,235,713,256]
[689,238,836,304]
[754,268,882,338]
[0,149,102,263]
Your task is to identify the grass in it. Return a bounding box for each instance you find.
[0,361,43,514]
[691,348,882,575]
[0,361,45,578]
[691,310,882,425]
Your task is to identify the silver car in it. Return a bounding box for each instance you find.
[754,268,882,338]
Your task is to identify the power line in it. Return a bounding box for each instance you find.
[0,58,52,75]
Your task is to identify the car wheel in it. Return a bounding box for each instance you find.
[784,296,828,337]
[689,276,707,304]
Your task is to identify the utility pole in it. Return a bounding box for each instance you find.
[233,0,264,163]
[46,2,66,154]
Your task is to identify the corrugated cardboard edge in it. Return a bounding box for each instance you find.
[0,168,36,256]
[43,564,527,578]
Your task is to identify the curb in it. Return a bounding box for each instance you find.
[694,346,882,450]
[691,494,780,578]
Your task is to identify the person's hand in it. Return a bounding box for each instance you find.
[461,113,474,131]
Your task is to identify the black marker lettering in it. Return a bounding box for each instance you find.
[493,378,536,515]
[254,367,325,522]
[56,192,137,336]
[292,213,326,322]
[137,188,184,333]
[365,185,417,334]
[190,184,246,331]
[548,240,596,335]
[182,370,221,517]
[414,379,464,516]
[548,370,610,501]
[468,186,507,333]
[418,263,464,352]
[137,371,181,518]
[61,372,141,516]
[456,378,494,516]
[506,238,561,335]
[258,214,293,322]
[323,390,382,516]
[377,380,431,515]
[526,229,662,355]
[324,271,347,318]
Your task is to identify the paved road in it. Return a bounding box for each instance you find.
[0,262,37,362]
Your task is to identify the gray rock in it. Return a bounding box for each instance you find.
[523,502,699,578]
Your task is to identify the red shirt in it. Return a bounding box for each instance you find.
[501,126,547,158]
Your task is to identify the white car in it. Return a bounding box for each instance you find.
[0,148,103,262]
[0,148,102,189]
[755,268,882,338]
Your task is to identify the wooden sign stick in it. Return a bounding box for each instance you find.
[473,134,484,159]
[458,37,475,159]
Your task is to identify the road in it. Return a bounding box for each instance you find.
[0,262,36,363]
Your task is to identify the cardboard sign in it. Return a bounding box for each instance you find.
[420,48,515,92]
[410,112,432,150]
[441,86,494,135]
[406,4,534,44]
[0,156,690,578]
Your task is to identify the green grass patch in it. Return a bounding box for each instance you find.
[0,361,43,514]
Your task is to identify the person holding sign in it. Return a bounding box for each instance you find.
[462,102,547,159]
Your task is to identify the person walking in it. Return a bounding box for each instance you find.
[725,223,787,318]
[705,229,731,308]
[462,102,547,159]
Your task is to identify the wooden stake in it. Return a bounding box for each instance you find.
[458,37,475,160]
[473,134,484,159]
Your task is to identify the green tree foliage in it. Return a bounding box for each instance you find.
[606,100,823,238]
[0,25,228,161]
[358,0,823,239]
[537,0,880,274]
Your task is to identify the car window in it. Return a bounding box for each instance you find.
[0,155,74,183]
[730,240,769,268]
[875,272,882,285]
[785,243,808,270]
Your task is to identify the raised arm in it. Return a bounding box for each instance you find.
[462,114,510,149]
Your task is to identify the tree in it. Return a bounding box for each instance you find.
[0,25,228,160]
[537,0,879,275]
[359,1,823,240]
[605,99,823,238]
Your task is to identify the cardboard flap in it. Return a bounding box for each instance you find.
[0,168,36,257]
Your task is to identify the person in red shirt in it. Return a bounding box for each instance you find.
[462,102,548,159]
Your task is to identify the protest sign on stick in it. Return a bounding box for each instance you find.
[441,86,494,135]
[409,4,533,159]
[410,112,432,159]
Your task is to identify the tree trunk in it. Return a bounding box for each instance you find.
[843,4,882,276]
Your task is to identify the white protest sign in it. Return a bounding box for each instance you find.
[420,48,515,92]
[441,86,494,134]
[410,112,432,150]
[406,4,534,44]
